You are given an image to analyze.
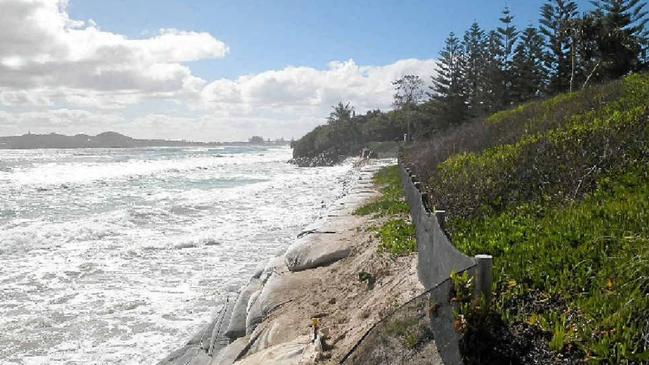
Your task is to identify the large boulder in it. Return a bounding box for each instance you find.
[259,255,287,284]
[245,290,263,335]
[232,336,317,365]
[159,313,221,365]
[257,271,320,320]
[225,278,262,340]
[210,336,250,365]
[284,233,351,272]
[158,345,210,365]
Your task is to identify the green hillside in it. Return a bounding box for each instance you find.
[406,73,649,363]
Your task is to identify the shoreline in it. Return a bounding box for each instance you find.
[159,158,430,365]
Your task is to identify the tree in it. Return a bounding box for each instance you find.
[512,27,548,101]
[497,7,520,105]
[463,22,488,116]
[591,0,649,78]
[248,136,265,144]
[392,75,425,110]
[430,32,468,127]
[567,13,605,89]
[483,30,507,113]
[498,7,520,63]
[392,74,425,140]
[327,102,354,124]
[540,0,580,93]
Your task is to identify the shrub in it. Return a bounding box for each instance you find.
[405,73,649,362]
[451,168,649,362]
[355,166,409,217]
[376,219,416,256]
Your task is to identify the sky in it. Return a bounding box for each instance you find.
[0,0,593,142]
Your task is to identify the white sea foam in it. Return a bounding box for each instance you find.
[0,146,358,364]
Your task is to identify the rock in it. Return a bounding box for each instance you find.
[257,271,320,320]
[189,351,212,365]
[246,290,263,335]
[288,151,343,167]
[251,263,265,279]
[246,271,320,335]
[245,314,318,357]
[316,215,362,233]
[231,336,310,365]
[210,336,250,365]
[201,317,220,352]
[208,297,238,356]
[259,255,288,284]
[158,345,208,365]
[284,234,351,272]
[159,314,218,364]
[225,278,262,340]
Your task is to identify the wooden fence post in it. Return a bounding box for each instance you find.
[474,254,493,305]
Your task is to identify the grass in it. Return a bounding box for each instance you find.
[354,165,409,217]
[405,73,649,363]
[384,317,433,350]
[375,219,416,256]
[452,168,649,363]
[355,165,416,256]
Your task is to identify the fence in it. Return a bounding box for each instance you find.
[340,159,492,365]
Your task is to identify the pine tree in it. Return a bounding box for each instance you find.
[591,0,649,78]
[463,22,488,116]
[498,7,520,68]
[483,30,506,113]
[497,7,520,105]
[431,33,468,126]
[540,0,579,93]
[512,27,548,102]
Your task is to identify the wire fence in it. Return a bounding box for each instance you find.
[341,266,477,365]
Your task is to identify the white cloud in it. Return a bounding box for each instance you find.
[0,0,437,141]
[0,0,227,95]
[197,58,437,139]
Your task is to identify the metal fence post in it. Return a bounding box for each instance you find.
[474,254,493,305]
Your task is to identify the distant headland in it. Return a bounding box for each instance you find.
[0,132,289,149]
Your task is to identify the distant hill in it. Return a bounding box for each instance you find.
[0,132,289,149]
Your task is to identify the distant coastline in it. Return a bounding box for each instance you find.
[0,131,290,149]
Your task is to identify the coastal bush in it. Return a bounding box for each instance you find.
[354,166,409,217]
[405,74,634,186]
[376,219,416,257]
[291,109,407,163]
[427,72,649,221]
[404,73,649,362]
[453,168,649,363]
[355,165,416,256]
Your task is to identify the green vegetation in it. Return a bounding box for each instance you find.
[407,73,649,363]
[354,166,409,217]
[293,1,649,164]
[429,72,649,220]
[375,219,416,257]
[291,1,649,360]
[385,317,432,350]
[355,165,416,257]
[453,169,649,362]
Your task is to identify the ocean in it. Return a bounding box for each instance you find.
[0,146,356,364]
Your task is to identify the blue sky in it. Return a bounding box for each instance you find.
[1,0,595,141]
[69,0,594,81]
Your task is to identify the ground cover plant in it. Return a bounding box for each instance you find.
[406,73,649,363]
[355,165,416,256]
